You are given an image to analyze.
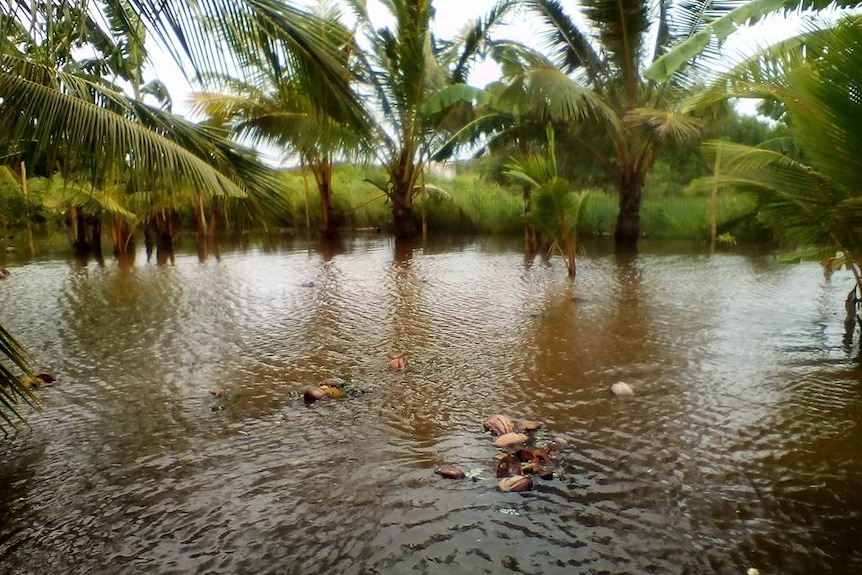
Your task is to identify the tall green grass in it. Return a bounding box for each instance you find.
[279,163,762,242]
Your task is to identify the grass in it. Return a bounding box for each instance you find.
[278,163,763,243]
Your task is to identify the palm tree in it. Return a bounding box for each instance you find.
[0,1,365,214]
[191,4,368,238]
[350,0,512,239]
[488,0,862,251]
[505,125,590,277]
[690,16,862,329]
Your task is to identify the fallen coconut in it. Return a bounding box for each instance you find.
[495,453,521,478]
[435,463,466,479]
[319,376,346,389]
[517,420,543,433]
[483,414,516,436]
[387,357,408,371]
[320,384,343,399]
[493,432,529,449]
[303,386,329,403]
[611,382,634,397]
[498,475,533,492]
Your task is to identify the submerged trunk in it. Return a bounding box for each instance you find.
[523,184,537,254]
[391,185,415,240]
[614,170,645,252]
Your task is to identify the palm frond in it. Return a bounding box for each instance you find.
[525,0,605,87]
[0,322,38,435]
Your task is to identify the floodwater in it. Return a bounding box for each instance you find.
[0,235,860,575]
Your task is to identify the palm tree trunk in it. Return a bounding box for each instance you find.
[391,184,415,239]
[614,171,645,251]
[523,184,537,253]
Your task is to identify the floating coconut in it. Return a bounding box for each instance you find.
[19,373,55,389]
[611,382,634,397]
[498,475,533,492]
[435,463,466,479]
[319,376,346,389]
[320,384,343,399]
[303,386,329,403]
[387,357,408,371]
[517,420,543,433]
[493,432,529,449]
[209,387,229,399]
[483,414,516,436]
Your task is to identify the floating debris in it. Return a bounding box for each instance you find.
[517,420,543,432]
[19,373,56,389]
[493,432,529,449]
[387,356,408,372]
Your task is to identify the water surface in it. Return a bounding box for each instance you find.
[1,236,860,574]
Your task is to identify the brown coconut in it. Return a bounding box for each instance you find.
[517,420,543,432]
[498,476,534,492]
[303,386,329,403]
[483,414,516,436]
[493,432,529,448]
[435,464,466,479]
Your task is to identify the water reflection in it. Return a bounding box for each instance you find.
[1,237,861,574]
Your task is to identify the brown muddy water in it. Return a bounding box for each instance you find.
[0,235,861,575]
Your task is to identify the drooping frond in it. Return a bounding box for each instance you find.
[444,0,518,84]
[497,66,621,130]
[645,0,862,83]
[0,322,39,434]
[0,56,272,199]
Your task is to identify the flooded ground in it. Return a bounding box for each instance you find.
[1,235,860,574]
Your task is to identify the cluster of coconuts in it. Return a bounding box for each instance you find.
[485,414,559,492]
[435,414,565,493]
[303,357,406,404]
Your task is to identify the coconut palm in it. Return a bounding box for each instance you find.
[350,0,513,239]
[488,0,862,251]
[505,125,589,277]
[0,1,364,218]
[190,4,368,238]
[691,16,862,324]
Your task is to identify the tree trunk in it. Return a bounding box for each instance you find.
[319,179,337,238]
[523,184,537,253]
[391,186,415,240]
[614,171,645,252]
